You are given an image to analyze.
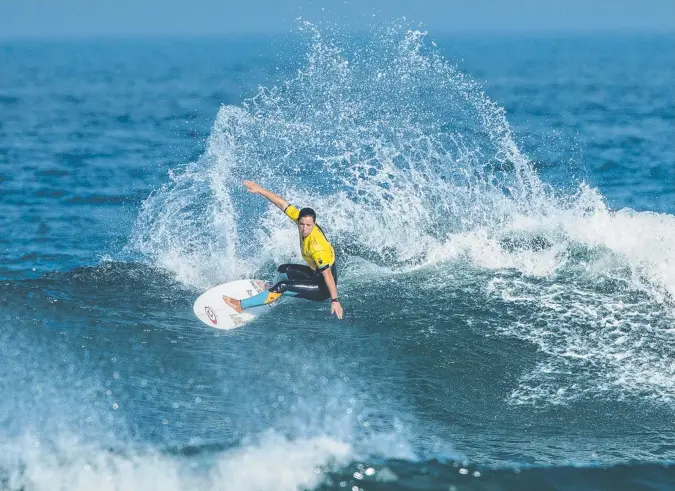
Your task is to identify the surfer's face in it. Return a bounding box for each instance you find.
[298,216,315,238]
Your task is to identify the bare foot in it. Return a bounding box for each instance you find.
[222,295,243,313]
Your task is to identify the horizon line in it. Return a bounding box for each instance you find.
[1,26,674,43]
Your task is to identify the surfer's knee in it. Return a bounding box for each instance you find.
[270,281,289,294]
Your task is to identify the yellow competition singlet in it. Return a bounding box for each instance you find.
[284,205,335,271]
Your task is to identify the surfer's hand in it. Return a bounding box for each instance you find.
[243,180,263,195]
[331,301,344,320]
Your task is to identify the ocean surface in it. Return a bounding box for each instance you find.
[1,24,674,490]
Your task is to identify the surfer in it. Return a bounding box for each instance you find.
[222,180,344,319]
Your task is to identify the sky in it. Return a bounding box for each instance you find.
[1,0,674,39]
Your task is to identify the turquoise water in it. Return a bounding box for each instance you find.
[1,25,674,490]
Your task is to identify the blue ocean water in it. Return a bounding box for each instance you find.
[1,24,674,490]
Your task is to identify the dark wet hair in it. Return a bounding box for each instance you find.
[298,207,316,222]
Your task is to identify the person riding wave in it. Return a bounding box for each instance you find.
[222,180,344,319]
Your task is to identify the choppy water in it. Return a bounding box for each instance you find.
[1,24,674,490]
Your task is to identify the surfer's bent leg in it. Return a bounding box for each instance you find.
[239,264,335,309]
[277,264,315,281]
[238,264,312,309]
[270,263,337,302]
[240,280,326,308]
[240,288,283,309]
[273,262,337,301]
[271,280,329,301]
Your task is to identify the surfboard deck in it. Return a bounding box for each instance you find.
[193,279,272,330]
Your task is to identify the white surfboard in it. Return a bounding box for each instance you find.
[193,279,273,330]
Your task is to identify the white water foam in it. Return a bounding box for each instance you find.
[493,277,675,406]
[426,184,675,302]
[0,432,352,491]
[426,184,675,405]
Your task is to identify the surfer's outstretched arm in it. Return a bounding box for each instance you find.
[243,180,289,212]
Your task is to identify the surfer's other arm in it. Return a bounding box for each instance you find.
[243,180,289,212]
[321,267,343,319]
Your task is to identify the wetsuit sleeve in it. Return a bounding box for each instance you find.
[311,250,332,271]
[284,204,300,222]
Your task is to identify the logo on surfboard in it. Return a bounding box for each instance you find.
[253,280,268,293]
[204,305,217,325]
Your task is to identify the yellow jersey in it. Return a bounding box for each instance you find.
[284,205,335,271]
